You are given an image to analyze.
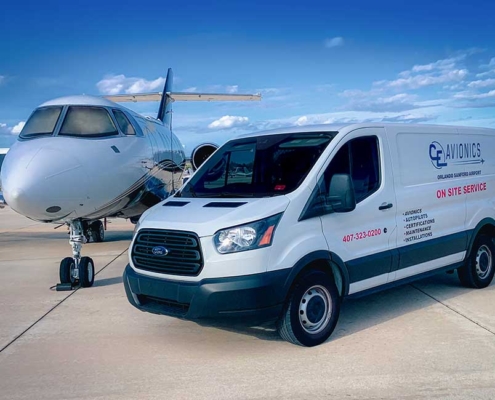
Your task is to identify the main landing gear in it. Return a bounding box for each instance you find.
[56,220,98,291]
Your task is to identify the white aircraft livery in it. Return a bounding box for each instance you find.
[0,69,260,289]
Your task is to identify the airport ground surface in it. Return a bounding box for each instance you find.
[1,207,495,399]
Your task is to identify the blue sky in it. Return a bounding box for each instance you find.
[1,0,495,150]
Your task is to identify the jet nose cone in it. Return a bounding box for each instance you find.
[1,144,89,221]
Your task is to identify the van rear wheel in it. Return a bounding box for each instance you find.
[277,270,340,347]
[458,234,495,289]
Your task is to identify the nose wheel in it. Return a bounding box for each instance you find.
[56,220,95,291]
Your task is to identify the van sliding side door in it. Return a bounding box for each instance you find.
[386,127,468,282]
[318,128,398,295]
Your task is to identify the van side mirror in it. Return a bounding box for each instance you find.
[327,173,356,213]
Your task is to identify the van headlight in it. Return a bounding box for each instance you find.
[214,214,282,254]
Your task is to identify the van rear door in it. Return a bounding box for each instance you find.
[318,127,398,294]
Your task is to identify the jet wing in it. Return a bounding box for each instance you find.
[105,92,261,103]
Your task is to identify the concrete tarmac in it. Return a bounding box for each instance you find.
[0,207,495,399]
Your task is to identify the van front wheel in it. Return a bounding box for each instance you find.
[277,270,340,347]
[458,234,495,288]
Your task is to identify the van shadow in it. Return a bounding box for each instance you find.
[93,276,123,287]
[97,231,134,243]
[191,272,480,344]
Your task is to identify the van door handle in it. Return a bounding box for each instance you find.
[379,202,393,210]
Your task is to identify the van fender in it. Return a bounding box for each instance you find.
[466,217,495,256]
[282,250,350,299]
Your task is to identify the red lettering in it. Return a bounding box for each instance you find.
[463,182,487,194]
[437,189,446,199]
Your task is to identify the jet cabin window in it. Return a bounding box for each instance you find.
[179,132,335,198]
[113,110,136,135]
[19,106,63,138]
[59,106,118,137]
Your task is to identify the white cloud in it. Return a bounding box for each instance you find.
[411,57,458,73]
[324,37,344,48]
[96,74,166,95]
[278,109,439,128]
[467,79,495,89]
[0,75,4,85]
[208,115,249,129]
[339,89,419,112]
[0,121,25,147]
[480,57,495,69]
[11,121,25,134]
[453,90,495,100]
[294,116,309,126]
[226,85,238,94]
[0,121,25,135]
[476,71,495,78]
[373,53,473,91]
[183,87,197,93]
[378,69,468,90]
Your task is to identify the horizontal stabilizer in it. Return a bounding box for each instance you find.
[170,92,261,102]
[105,92,261,103]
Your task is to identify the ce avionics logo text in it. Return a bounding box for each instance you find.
[429,141,447,169]
[429,141,484,169]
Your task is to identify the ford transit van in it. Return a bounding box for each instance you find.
[123,123,495,346]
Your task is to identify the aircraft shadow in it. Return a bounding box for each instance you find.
[191,272,487,344]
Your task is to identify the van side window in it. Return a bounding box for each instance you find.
[350,136,380,202]
[113,110,136,135]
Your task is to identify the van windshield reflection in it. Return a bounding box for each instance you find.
[179,132,336,198]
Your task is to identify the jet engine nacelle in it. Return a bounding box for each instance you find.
[191,143,218,170]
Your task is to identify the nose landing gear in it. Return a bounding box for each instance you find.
[56,220,95,291]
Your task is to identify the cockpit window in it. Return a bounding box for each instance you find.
[59,106,118,137]
[113,110,136,135]
[20,107,63,138]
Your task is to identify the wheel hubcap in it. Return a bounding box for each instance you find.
[299,285,332,334]
[88,262,94,282]
[476,245,492,280]
[69,261,76,283]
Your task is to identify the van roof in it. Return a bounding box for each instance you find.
[237,122,495,139]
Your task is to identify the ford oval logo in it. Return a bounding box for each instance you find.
[152,246,169,256]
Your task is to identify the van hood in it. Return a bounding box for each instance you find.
[138,196,290,237]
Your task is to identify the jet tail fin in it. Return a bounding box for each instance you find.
[157,68,174,126]
[103,68,261,128]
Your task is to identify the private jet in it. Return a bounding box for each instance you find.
[0,69,260,289]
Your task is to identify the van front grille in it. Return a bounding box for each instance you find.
[131,229,203,276]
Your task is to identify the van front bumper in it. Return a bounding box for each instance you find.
[123,264,290,321]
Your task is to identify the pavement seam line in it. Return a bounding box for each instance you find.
[411,284,495,336]
[0,248,128,354]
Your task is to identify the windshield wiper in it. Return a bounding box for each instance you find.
[219,192,255,198]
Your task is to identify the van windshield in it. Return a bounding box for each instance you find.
[179,132,336,198]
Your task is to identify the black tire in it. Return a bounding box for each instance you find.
[91,220,105,243]
[277,270,340,347]
[79,257,95,288]
[458,234,495,289]
[59,257,75,284]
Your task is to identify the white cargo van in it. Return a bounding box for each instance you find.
[124,123,495,346]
